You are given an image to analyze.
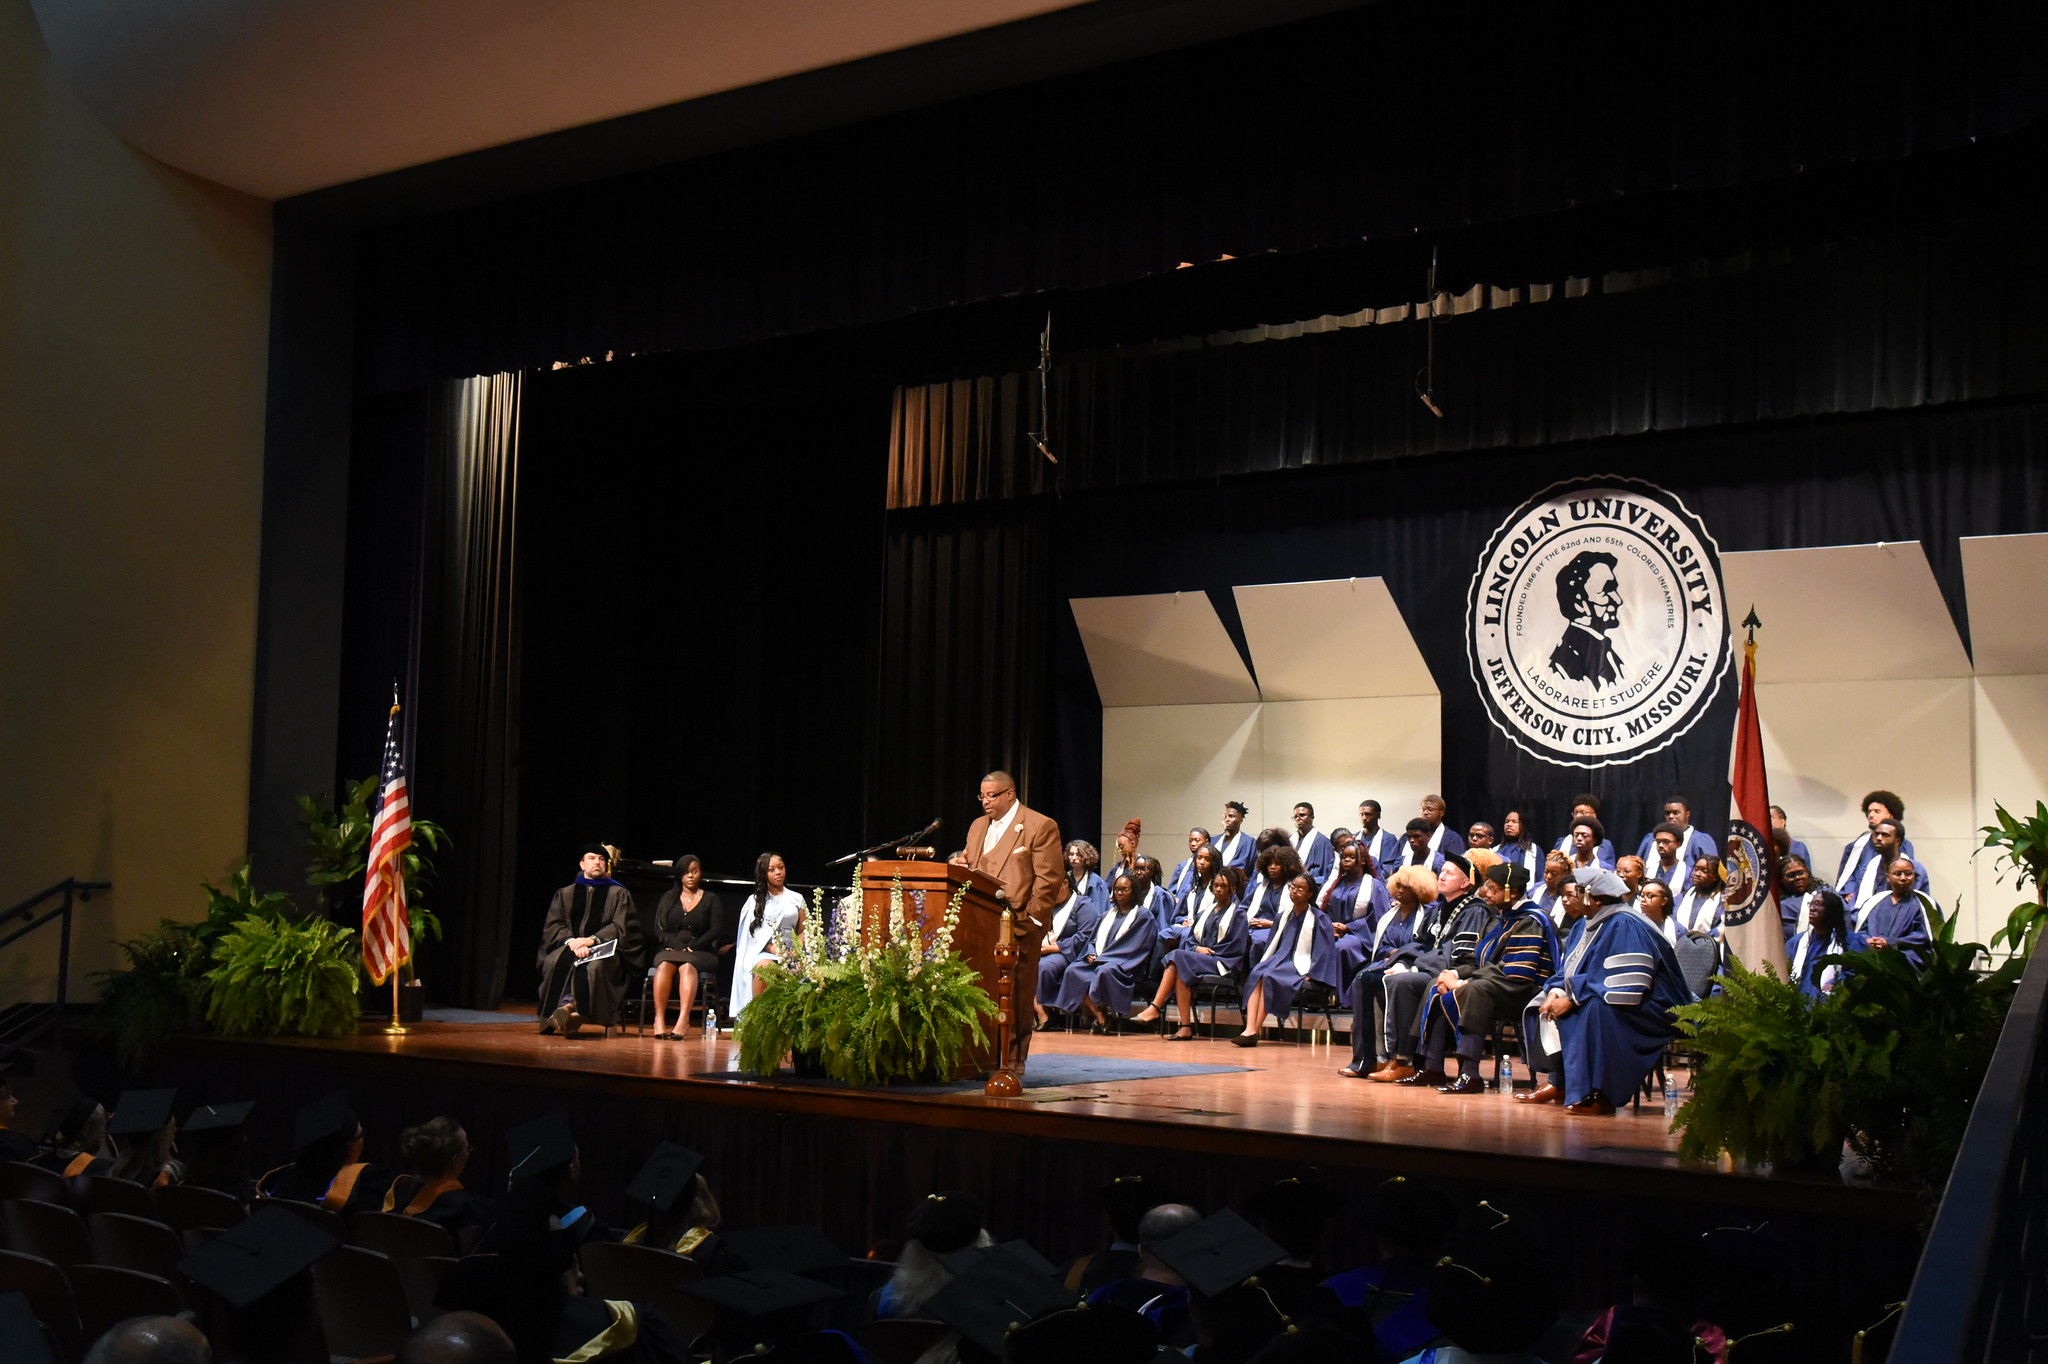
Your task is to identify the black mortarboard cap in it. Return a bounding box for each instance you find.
[622,1140,705,1216]
[503,1110,578,1187]
[48,1092,101,1144]
[579,843,610,860]
[1152,1209,1287,1297]
[723,1225,847,1278]
[937,1237,1058,1280]
[178,1204,337,1308]
[1003,1304,1159,1364]
[1486,862,1532,896]
[906,1189,984,1253]
[684,1267,843,1319]
[291,1091,357,1152]
[183,1100,256,1135]
[1444,850,1473,877]
[0,1292,58,1364]
[925,1247,1081,1357]
[107,1087,178,1136]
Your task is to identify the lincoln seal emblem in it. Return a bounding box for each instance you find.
[1466,476,1731,767]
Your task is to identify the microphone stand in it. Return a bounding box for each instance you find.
[826,819,943,867]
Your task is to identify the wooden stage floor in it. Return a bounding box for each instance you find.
[187,1006,1914,1222]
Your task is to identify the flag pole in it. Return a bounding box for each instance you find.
[383,685,409,1037]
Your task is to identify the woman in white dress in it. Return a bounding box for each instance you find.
[729,851,804,1018]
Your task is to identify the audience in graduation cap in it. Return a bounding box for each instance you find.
[1323,1178,1453,1361]
[35,1091,114,1177]
[180,1100,257,1200]
[1085,1202,1201,1344]
[876,1190,991,1323]
[259,1091,391,1212]
[1059,1175,1172,1293]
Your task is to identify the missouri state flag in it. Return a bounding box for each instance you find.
[1722,624,1788,977]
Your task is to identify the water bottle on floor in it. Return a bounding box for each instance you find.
[705,1007,718,1039]
[1662,1069,1680,1119]
[1497,1052,1513,1096]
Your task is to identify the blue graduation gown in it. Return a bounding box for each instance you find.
[1166,894,1249,982]
[1165,857,1203,899]
[1635,825,1719,869]
[1497,841,1542,876]
[1244,902,1341,1018]
[1788,925,1867,997]
[1242,877,1288,955]
[1553,908,1693,1105]
[1330,876,1391,978]
[1526,881,1567,929]
[1435,826,1469,858]
[1853,890,1936,970]
[1214,829,1255,872]
[1359,828,1405,880]
[1844,853,1931,910]
[1836,832,1919,892]
[1553,835,1618,870]
[1141,884,1179,937]
[1054,907,1158,1016]
[1036,875,1109,1005]
[1294,829,1335,883]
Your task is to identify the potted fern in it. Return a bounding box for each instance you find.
[1981,799,2048,958]
[736,876,998,1086]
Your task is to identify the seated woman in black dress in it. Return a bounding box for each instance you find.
[649,854,732,1040]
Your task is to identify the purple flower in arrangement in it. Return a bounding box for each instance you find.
[911,890,927,916]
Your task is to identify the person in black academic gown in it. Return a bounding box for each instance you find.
[537,844,642,1035]
[383,1116,494,1247]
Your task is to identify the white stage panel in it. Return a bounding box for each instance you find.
[1720,543,1970,682]
[1231,578,1437,701]
[1100,703,1264,861]
[1960,533,2048,676]
[1070,593,1257,707]
[1973,676,2048,949]
[1257,697,1442,840]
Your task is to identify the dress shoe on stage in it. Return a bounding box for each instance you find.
[1339,1065,1363,1078]
[1369,1063,1416,1083]
[1393,1069,1447,1087]
[560,1009,585,1037]
[1370,1059,1399,1075]
[1564,1091,1616,1116]
[1514,1083,1563,1105]
[1167,1029,1195,1042]
[538,1016,557,1036]
[1230,1034,1259,1048]
[545,1005,574,1036]
[1436,1074,1486,1095]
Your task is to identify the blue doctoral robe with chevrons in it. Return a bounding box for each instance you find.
[1554,908,1693,1105]
[1415,903,1560,1043]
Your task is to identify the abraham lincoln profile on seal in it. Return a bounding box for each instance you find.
[1549,550,1625,690]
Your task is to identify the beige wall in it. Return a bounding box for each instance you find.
[0,0,271,1003]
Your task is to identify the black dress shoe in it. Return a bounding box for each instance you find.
[1089,1024,1109,1035]
[1436,1073,1486,1095]
[1230,1034,1260,1048]
[1393,1069,1447,1087]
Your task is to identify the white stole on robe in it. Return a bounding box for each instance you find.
[1674,890,1721,935]
[1427,823,1446,855]
[1838,832,1871,887]
[1852,854,1890,906]
[1191,891,1234,942]
[1092,906,1141,956]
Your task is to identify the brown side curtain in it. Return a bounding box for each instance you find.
[421,372,524,1008]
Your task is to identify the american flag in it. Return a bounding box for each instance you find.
[362,701,413,985]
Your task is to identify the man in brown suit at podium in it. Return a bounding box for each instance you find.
[953,769,1065,1065]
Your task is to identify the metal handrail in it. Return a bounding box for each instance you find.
[0,878,112,1025]
[1892,942,2048,1360]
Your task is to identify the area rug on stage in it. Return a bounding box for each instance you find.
[692,1053,1253,1093]
[420,1007,539,1025]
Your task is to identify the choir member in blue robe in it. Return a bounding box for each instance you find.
[1325,845,1391,978]
[1550,795,1616,869]
[1215,801,1256,873]
[1131,868,1250,1040]
[1290,803,1335,883]
[1156,843,1226,974]
[1107,817,1142,885]
[1400,819,1448,876]
[1526,850,1573,928]
[1370,855,1492,1083]
[1035,840,1110,1027]
[1415,863,1560,1092]
[1054,873,1160,1031]
[1769,804,1811,872]
[1636,880,1679,945]
[1843,817,1929,909]
[1340,866,1437,1077]
[1853,857,1938,970]
[1562,815,1616,874]
[1240,843,1303,956]
[1416,795,1467,860]
[1124,854,1176,941]
[1834,790,1912,888]
[1356,800,1406,880]
[1671,857,1725,938]
[1537,869,1694,1115]
[1777,855,1846,942]
[1642,822,1692,896]
[1496,810,1540,876]
[1231,874,1341,1045]
[1164,828,1213,900]
[1633,796,1718,869]
[1788,886,1865,998]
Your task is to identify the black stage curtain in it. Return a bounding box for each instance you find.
[352,0,2044,391]
[874,399,2048,862]
[506,354,892,992]
[890,209,2048,505]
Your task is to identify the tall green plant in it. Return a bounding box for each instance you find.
[1981,799,2048,957]
[298,775,447,945]
[90,924,209,1071]
[204,913,363,1038]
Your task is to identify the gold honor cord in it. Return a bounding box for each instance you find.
[1723,1321,1793,1360]
[1851,1302,1905,1364]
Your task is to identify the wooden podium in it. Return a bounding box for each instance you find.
[857,859,1046,1090]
